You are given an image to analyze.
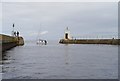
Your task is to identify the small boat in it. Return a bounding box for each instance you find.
[36,25,47,45]
[36,39,47,45]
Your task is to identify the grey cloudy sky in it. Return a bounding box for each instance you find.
[2,2,118,40]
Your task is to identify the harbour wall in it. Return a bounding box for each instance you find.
[59,39,120,45]
[0,34,24,52]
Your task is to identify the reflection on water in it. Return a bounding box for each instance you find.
[2,40,118,79]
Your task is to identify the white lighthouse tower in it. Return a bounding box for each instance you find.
[64,27,71,40]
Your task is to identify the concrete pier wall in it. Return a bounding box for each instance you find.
[59,39,120,45]
[0,34,17,43]
[2,42,17,52]
[0,34,24,52]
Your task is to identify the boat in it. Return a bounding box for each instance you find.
[36,25,48,45]
[36,39,47,45]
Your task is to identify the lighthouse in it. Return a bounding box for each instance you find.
[64,27,71,40]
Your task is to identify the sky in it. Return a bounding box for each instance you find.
[1,2,118,40]
[1,0,119,2]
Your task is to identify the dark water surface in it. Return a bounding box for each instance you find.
[2,40,118,79]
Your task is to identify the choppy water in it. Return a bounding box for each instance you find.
[2,40,118,79]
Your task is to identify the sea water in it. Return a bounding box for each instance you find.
[2,40,118,79]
